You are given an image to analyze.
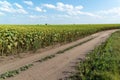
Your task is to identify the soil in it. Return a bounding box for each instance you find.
[0,29,118,80]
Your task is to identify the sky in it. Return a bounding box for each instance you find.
[0,0,120,24]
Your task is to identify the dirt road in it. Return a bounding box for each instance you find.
[0,29,118,80]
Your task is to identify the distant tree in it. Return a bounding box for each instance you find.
[45,23,48,25]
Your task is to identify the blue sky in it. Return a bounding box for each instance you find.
[0,0,120,24]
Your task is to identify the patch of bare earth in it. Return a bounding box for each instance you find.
[0,29,118,80]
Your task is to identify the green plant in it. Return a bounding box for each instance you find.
[70,31,120,80]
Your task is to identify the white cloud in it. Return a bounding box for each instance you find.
[16,8,28,14]
[0,1,28,14]
[54,14,71,18]
[99,7,120,16]
[43,2,100,17]
[29,15,47,19]
[56,2,74,11]
[43,4,56,9]
[14,3,23,9]
[23,1,33,6]
[75,6,83,10]
[14,3,28,14]
[35,7,46,12]
[0,1,14,13]
[0,12,5,16]
[35,7,42,12]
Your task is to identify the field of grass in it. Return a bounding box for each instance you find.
[0,24,120,56]
[71,31,120,80]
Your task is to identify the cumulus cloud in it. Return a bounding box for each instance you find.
[23,1,33,6]
[29,15,47,19]
[53,14,71,18]
[0,1,14,13]
[14,3,23,9]
[0,1,28,14]
[99,7,120,16]
[16,8,28,14]
[35,7,46,12]
[43,4,56,9]
[43,2,100,17]
[0,12,5,16]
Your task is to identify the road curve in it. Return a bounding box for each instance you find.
[0,29,118,80]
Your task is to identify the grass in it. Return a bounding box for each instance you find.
[0,36,95,80]
[0,64,33,80]
[70,31,120,80]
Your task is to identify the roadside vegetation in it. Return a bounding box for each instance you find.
[0,36,94,80]
[0,24,120,56]
[0,64,33,80]
[71,31,120,80]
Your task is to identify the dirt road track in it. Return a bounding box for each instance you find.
[0,29,118,80]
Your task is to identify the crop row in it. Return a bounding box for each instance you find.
[0,24,120,56]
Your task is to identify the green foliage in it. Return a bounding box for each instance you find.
[36,54,56,62]
[0,64,33,80]
[0,24,120,56]
[71,31,120,80]
[0,36,95,80]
